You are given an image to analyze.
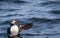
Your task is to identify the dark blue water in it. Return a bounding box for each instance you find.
[0,0,60,38]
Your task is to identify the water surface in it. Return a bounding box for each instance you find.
[0,0,60,38]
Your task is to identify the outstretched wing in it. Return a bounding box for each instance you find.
[19,23,33,32]
[23,23,33,30]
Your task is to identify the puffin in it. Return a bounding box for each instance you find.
[7,20,32,38]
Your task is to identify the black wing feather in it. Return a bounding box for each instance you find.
[7,27,11,34]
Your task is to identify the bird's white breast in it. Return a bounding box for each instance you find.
[10,25,19,36]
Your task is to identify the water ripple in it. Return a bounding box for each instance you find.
[30,18,60,23]
[40,1,60,6]
[0,33,60,36]
[0,9,20,12]
[14,1,30,3]
[0,0,60,38]
[50,10,60,14]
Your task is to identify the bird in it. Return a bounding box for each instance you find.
[7,20,32,38]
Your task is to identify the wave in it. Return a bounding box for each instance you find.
[0,14,18,18]
[29,18,60,23]
[0,0,4,2]
[0,0,20,2]
[0,20,10,25]
[21,33,60,36]
[37,1,60,6]
[14,0,29,3]
[50,10,60,14]
[0,33,60,36]
[0,9,20,11]
[0,0,29,3]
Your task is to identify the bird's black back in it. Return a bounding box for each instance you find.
[7,27,11,34]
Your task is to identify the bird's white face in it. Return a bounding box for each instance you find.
[11,20,17,25]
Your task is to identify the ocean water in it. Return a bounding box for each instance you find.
[0,0,60,38]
